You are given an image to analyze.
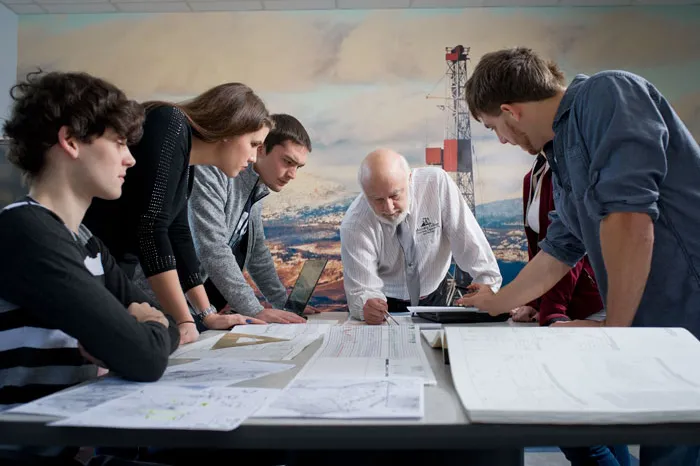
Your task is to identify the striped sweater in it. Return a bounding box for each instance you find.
[0,199,179,409]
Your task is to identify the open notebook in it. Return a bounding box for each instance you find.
[444,326,700,424]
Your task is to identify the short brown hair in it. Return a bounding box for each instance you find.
[466,47,565,120]
[2,70,144,180]
[144,83,273,143]
[264,114,312,154]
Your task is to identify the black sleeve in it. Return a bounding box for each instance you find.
[131,105,192,280]
[0,208,174,382]
[170,181,203,292]
[97,235,181,355]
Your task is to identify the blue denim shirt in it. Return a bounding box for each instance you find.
[539,71,700,338]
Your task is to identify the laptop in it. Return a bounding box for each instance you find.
[412,306,510,324]
[283,259,328,317]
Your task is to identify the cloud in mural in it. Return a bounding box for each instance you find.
[18,8,700,98]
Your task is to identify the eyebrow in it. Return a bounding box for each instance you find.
[283,154,305,168]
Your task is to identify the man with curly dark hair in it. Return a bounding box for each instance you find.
[0,71,180,465]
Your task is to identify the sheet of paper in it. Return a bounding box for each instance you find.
[51,386,280,431]
[158,359,293,386]
[447,326,700,354]
[170,334,220,359]
[171,335,319,361]
[6,378,142,417]
[232,323,332,340]
[445,326,700,424]
[299,325,436,385]
[421,329,443,348]
[256,378,424,419]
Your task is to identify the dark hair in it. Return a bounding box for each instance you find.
[2,70,144,180]
[264,114,312,154]
[143,83,273,143]
[466,47,566,120]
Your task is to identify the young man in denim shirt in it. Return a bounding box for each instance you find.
[460,47,700,466]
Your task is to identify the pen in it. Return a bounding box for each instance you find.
[384,311,399,325]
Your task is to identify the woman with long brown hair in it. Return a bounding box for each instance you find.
[83,82,269,345]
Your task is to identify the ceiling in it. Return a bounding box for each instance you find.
[2,0,697,15]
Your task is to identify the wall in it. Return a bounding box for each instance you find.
[0,4,17,123]
[16,7,700,310]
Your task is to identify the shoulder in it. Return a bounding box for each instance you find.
[413,166,445,183]
[0,203,74,252]
[576,71,653,106]
[193,164,228,188]
[137,104,191,149]
[341,194,373,231]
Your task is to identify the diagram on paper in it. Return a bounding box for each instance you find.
[51,385,281,430]
[256,378,424,419]
[158,359,293,386]
[7,378,143,417]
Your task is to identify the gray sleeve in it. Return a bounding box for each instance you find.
[538,209,587,268]
[246,204,288,310]
[188,166,264,316]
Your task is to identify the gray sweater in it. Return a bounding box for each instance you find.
[188,165,287,316]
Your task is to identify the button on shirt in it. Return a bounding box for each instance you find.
[340,167,502,320]
[539,71,700,338]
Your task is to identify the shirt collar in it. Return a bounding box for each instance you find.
[552,74,589,130]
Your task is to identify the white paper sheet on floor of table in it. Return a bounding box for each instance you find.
[298,324,437,385]
[7,359,293,418]
[255,377,424,419]
[51,385,280,431]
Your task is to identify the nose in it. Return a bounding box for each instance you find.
[382,198,394,214]
[498,135,508,145]
[287,166,297,180]
[248,150,258,164]
[124,147,136,168]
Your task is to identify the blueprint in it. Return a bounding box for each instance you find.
[158,359,293,386]
[256,378,424,419]
[7,378,142,418]
[52,385,280,430]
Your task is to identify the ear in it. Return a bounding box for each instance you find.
[500,103,523,122]
[57,126,80,160]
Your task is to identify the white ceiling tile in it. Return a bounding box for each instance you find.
[42,2,115,11]
[188,0,262,9]
[263,0,336,9]
[483,0,558,5]
[338,0,410,8]
[557,0,630,4]
[116,1,190,10]
[35,0,108,4]
[411,0,484,7]
[5,3,45,12]
[633,0,699,3]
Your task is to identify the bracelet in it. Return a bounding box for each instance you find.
[177,320,195,326]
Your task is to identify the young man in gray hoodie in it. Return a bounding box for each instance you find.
[188,114,311,324]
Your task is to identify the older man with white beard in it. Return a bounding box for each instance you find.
[340,148,502,324]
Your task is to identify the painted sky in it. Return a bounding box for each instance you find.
[17,6,700,205]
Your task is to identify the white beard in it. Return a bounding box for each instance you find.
[376,209,409,227]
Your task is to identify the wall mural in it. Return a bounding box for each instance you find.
[13,7,700,311]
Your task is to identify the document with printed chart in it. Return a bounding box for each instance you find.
[255,378,424,419]
[445,326,700,424]
[52,385,280,431]
[299,324,436,385]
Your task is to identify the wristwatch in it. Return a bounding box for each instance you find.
[192,304,217,326]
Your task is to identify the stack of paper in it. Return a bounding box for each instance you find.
[298,324,436,385]
[445,326,700,424]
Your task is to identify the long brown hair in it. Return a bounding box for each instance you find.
[143,83,273,142]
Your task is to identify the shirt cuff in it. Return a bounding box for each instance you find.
[539,238,584,268]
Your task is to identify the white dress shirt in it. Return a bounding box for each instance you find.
[340,167,502,320]
[525,157,549,235]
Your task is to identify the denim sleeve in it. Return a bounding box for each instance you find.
[577,74,669,223]
[539,209,586,267]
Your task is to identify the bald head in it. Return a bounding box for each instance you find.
[359,148,411,225]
